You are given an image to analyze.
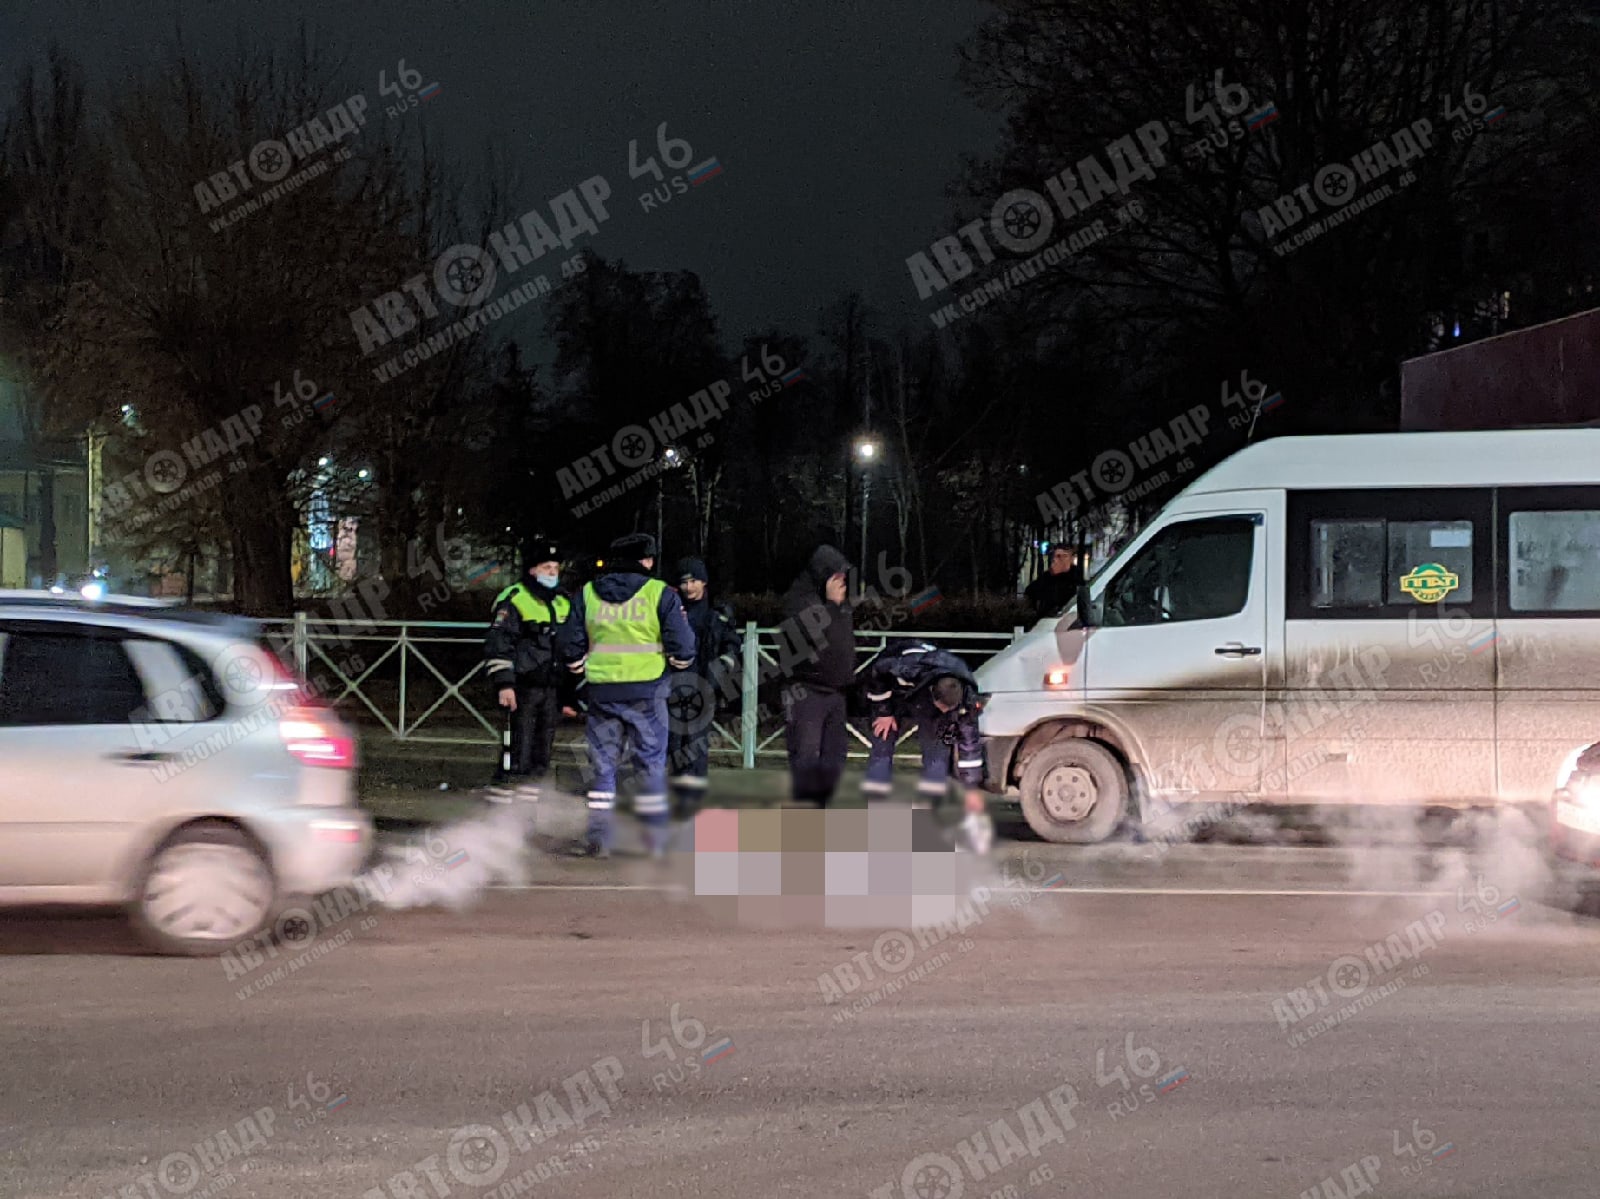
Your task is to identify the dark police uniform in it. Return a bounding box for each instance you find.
[668,557,741,823]
[861,639,985,804]
[484,565,574,784]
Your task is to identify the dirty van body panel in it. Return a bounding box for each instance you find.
[1282,488,1496,807]
[1495,620,1595,803]
[1277,622,1494,805]
[1078,493,1281,803]
[1495,486,1600,805]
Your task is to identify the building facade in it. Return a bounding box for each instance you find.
[0,377,90,587]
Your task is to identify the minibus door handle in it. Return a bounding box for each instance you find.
[1214,643,1261,658]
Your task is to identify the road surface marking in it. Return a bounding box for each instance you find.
[490,884,1452,897]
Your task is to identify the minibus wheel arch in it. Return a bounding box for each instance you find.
[1014,719,1135,786]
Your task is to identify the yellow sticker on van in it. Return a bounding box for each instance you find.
[1399,563,1459,603]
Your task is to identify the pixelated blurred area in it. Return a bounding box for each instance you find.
[681,808,985,928]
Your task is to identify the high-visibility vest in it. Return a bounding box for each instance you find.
[495,583,571,626]
[583,579,666,683]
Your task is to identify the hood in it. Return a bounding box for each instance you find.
[592,571,653,604]
[803,544,851,593]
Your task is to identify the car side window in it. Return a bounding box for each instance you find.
[1099,516,1256,628]
[0,628,149,726]
[123,637,225,723]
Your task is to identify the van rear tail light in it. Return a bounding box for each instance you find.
[279,706,355,769]
[1044,667,1072,690]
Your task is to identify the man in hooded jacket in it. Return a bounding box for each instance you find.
[781,544,855,805]
[557,533,696,857]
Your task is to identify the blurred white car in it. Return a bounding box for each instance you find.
[0,592,370,954]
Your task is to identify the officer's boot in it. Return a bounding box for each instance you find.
[584,805,614,859]
[642,813,671,859]
[669,787,704,852]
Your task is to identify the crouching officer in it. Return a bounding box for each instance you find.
[557,533,696,858]
[861,638,993,854]
[668,557,741,833]
[484,540,574,793]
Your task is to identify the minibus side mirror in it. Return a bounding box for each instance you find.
[1076,583,1094,628]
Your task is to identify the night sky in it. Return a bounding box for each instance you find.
[1,0,1002,349]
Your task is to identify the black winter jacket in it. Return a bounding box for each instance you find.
[781,545,855,693]
[678,594,741,680]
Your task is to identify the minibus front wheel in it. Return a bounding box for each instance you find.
[1018,738,1127,844]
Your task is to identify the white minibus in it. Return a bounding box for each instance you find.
[977,430,1600,843]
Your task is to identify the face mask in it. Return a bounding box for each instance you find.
[535,573,559,589]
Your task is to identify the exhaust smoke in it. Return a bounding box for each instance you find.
[361,800,540,912]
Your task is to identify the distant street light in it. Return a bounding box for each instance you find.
[658,447,686,551]
[853,436,882,588]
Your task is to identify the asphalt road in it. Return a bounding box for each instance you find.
[6,833,1600,1199]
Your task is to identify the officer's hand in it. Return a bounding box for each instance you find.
[498,688,517,711]
[561,706,578,719]
[872,716,898,740]
[964,788,986,815]
[669,657,693,670]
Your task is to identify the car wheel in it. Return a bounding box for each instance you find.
[1019,738,1128,844]
[129,822,276,956]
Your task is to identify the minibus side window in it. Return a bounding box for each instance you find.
[1099,517,1255,627]
[1309,518,1474,608]
[1311,520,1384,608]
[1508,510,1600,611]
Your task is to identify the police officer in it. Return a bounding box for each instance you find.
[484,540,575,793]
[558,533,696,858]
[667,557,741,834]
[861,638,993,854]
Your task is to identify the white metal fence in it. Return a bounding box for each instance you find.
[260,617,1025,766]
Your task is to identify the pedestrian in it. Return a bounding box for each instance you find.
[483,539,577,795]
[1025,543,1084,620]
[667,557,741,837]
[558,533,696,858]
[861,638,993,853]
[781,544,855,806]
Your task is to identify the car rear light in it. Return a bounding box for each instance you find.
[258,645,311,701]
[279,705,355,769]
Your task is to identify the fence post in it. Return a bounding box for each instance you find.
[1013,625,1024,643]
[398,624,408,741]
[741,621,759,769]
[294,610,308,677]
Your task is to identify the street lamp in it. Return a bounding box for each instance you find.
[658,446,685,554]
[853,435,881,586]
